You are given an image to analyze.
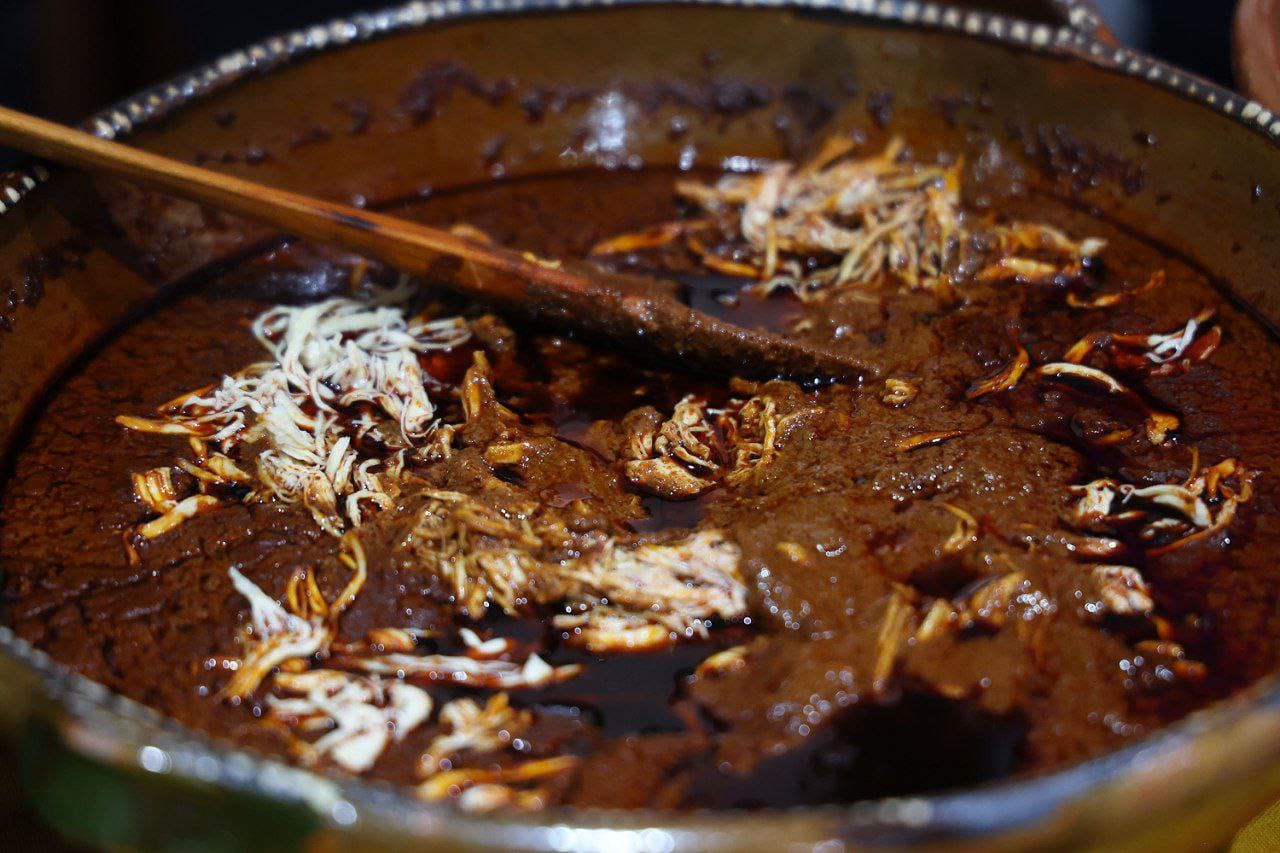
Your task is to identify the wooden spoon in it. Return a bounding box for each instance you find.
[0,105,869,384]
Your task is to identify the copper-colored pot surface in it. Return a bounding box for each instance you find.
[3,2,1280,849]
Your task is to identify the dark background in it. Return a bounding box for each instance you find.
[0,1,1239,126]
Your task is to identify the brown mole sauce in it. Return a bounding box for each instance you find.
[4,164,1280,810]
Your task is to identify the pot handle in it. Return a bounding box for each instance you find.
[1233,0,1280,112]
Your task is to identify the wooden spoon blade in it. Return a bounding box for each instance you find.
[460,258,870,383]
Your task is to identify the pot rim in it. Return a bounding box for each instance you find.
[4,0,1280,847]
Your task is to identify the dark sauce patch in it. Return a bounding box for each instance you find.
[682,693,1026,808]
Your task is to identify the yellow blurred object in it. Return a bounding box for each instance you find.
[1234,799,1280,852]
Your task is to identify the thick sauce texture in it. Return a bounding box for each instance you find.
[4,153,1280,812]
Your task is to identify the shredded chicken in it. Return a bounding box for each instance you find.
[554,529,747,643]
[620,395,719,499]
[596,136,1103,303]
[942,503,980,554]
[896,429,969,453]
[252,284,468,440]
[553,608,674,653]
[1038,361,1179,445]
[695,644,751,677]
[959,570,1035,631]
[1066,269,1165,309]
[418,693,530,776]
[1067,455,1258,554]
[177,446,252,487]
[221,533,367,699]
[117,281,468,538]
[873,586,916,694]
[716,394,820,485]
[966,338,1030,400]
[976,222,1104,282]
[588,220,693,256]
[404,487,549,619]
[402,467,749,648]
[1063,307,1221,377]
[223,567,332,700]
[135,494,220,538]
[673,137,964,298]
[419,756,579,813]
[881,377,919,407]
[617,392,812,497]
[1130,639,1207,683]
[334,650,580,689]
[412,691,575,812]
[268,669,431,773]
[131,467,178,514]
[1089,565,1155,617]
[915,599,958,643]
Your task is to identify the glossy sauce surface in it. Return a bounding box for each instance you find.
[4,161,1280,810]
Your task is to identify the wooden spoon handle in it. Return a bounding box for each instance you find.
[0,104,592,303]
[0,104,871,383]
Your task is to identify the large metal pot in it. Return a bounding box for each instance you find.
[2,1,1280,849]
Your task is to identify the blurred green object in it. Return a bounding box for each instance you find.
[0,641,318,850]
[18,719,318,851]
